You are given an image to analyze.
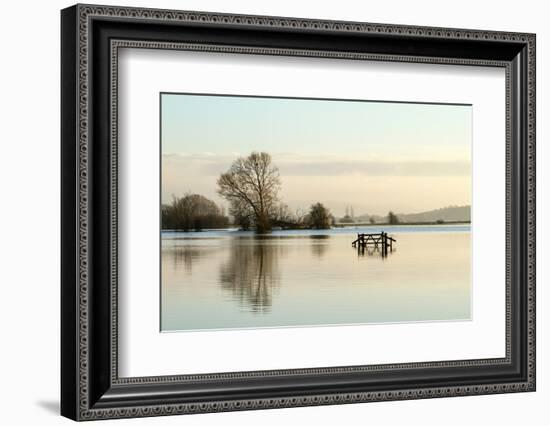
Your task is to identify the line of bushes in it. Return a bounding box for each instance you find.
[162,193,229,231]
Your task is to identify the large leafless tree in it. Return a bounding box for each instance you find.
[217,152,281,233]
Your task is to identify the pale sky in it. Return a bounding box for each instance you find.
[161,93,471,216]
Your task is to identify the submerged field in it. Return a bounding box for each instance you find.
[161,225,471,332]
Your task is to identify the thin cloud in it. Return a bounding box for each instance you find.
[163,153,470,177]
[278,160,470,176]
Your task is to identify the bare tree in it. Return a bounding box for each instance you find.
[228,198,254,231]
[271,203,296,225]
[217,152,281,233]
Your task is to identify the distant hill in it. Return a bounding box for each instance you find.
[398,205,470,223]
[342,205,470,224]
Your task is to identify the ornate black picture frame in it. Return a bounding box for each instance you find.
[61,4,536,421]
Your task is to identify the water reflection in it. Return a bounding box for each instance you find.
[168,244,222,274]
[309,235,330,258]
[161,229,471,331]
[170,246,203,273]
[219,238,284,312]
[355,245,396,258]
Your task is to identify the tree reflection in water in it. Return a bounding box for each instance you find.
[168,240,220,274]
[219,237,285,313]
[169,246,201,274]
[309,235,330,258]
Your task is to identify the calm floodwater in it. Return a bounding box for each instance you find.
[161,225,471,331]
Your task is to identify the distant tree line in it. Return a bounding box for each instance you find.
[387,211,400,225]
[164,152,336,233]
[217,152,333,232]
[162,193,229,231]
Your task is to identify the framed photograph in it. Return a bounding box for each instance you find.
[61,4,536,421]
